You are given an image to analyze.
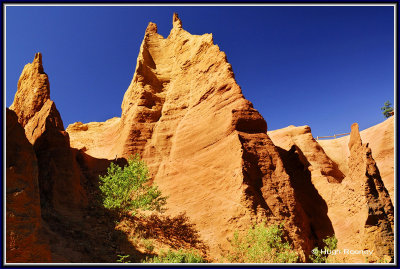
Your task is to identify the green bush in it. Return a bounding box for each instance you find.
[309,235,338,263]
[226,222,298,263]
[99,154,167,215]
[381,101,394,118]
[143,249,206,263]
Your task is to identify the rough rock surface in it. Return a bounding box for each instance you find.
[66,118,121,156]
[269,123,394,262]
[8,52,136,263]
[318,117,394,200]
[10,53,50,127]
[347,123,394,262]
[10,54,87,219]
[6,108,51,263]
[268,125,345,183]
[67,13,322,260]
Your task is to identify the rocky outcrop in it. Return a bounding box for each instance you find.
[318,117,394,200]
[6,108,51,263]
[10,53,87,218]
[274,144,335,249]
[66,118,121,157]
[10,53,50,127]
[268,126,348,251]
[347,123,394,262]
[8,14,394,263]
[8,53,134,262]
[269,123,394,262]
[67,13,325,260]
[268,125,345,183]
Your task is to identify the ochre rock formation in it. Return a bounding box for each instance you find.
[66,118,121,156]
[67,13,322,260]
[269,123,394,262]
[318,117,394,200]
[6,108,51,263]
[10,53,50,127]
[347,123,394,262]
[8,52,130,263]
[10,53,87,218]
[268,125,345,183]
[7,13,395,264]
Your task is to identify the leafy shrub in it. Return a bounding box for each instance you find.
[99,154,166,215]
[309,235,338,263]
[381,101,394,118]
[143,249,206,263]
[226,222,298,263]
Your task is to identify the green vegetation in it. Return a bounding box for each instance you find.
[116,254,131,263]
[381,101,394,118]
[226,222,298,263]
[365,256,392,263]
[142,238,155,252]
[309,235,338,263]
[143,249,206,263]
[99,154,167,216]
[378,256,392,263]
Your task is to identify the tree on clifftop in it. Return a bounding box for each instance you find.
[381,101,394,118]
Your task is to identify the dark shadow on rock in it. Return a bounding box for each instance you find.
[40,150,146,263]
[124,212,208,255]
[276,145,335,249]
[237,134,273,216]
[314,142,345,183]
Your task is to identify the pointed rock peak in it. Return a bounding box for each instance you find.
[10,53,50,127]
[33,52,42,64]
[33,52,44,73]
[172,12,182,29]
[145,22,158,35]
[348,123,362,151]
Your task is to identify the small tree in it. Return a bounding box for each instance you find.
[99,154,166,216]
[381,101,394,118]
[226,222,298,263]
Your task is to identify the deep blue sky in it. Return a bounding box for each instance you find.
[5,5,395,137]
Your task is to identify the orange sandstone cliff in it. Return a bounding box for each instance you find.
[6,13,395,263]
[7,52,127,262]
[10,52,87,218]
[268,122,394,262]
[347,123,394,261]
[67,13,329,260]
[6,108,52,262]
[318,117,395,200]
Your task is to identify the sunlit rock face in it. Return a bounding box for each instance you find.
[10,53,50,128]
[346,123,394,262]
[269,123,394,262]
[67,13,321,260]
[10,53,87,218]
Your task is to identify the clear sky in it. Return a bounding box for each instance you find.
[5,5,395,138]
